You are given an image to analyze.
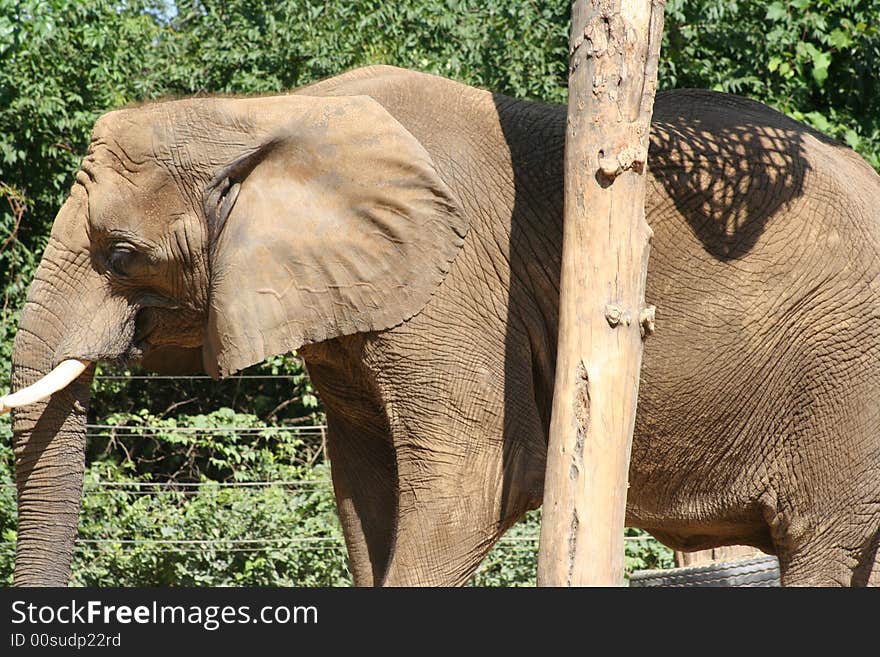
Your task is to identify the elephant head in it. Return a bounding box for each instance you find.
[2,92,466,585]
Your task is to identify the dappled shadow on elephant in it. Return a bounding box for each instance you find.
[650,90,815,261]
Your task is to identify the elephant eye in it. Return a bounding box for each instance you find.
[107,245,138,277]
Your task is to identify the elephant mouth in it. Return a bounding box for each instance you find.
[122,339,148,364]
[2,323,171,415]
[1,297,204,414]
[133,305,204,351]
[71,308,149,366]
[131,308,156,355]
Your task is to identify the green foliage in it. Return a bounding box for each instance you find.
[162,1,570,101]
[661,0,880,169]
[69,463,351,587]
[0,407,354,587]
[0,411,670,585]
[1,0,877,586]
[624,527,676,574]
[89,355,323,450]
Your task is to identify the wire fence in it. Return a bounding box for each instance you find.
[0,536,657,550]
[92,374,302,380]
[0,373,665,560]
[0,470,660,552]
[0,479,329,494]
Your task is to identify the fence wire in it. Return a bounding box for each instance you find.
[92,375,300,380]
[85,425,326,432]
[0,375,663,558]
[0,536,655,550]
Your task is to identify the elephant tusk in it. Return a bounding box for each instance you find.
[0,359,90,414]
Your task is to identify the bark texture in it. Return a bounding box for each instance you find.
[538,0,665,586]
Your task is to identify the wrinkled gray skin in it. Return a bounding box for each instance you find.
[11,66,880,586]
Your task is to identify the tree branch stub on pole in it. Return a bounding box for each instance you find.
[537,0,665,587]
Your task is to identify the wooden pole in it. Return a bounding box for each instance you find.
[537,0,665,586]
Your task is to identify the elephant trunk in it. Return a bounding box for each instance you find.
[10,247,95,586]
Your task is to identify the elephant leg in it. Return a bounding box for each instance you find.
[346,304,546,585]
[773,491,880,586]
[764,401,880,587]
[324,415,397,587]
[380,444,500,586]
[304,344,402,586]
[379,403,545,586]
[854,528,880,587]
[777,515,880,587]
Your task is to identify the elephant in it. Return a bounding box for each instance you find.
[4,65,879,587]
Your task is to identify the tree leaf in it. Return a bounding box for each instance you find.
[811,49,832,85]
[766,2,787,21]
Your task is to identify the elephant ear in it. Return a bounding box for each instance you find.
[201,94,467,377]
